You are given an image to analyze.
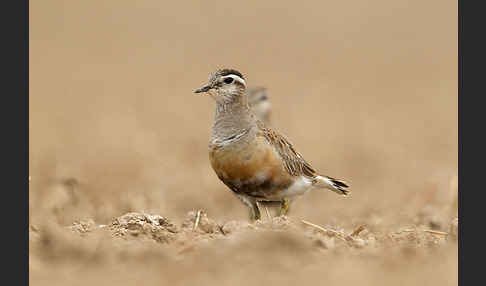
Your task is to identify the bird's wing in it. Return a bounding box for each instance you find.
[257,122,317,178]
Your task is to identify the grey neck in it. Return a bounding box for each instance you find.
[210,96,257,144]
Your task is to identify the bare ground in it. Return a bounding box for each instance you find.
[29,192,458,286]
[30,0,457,285]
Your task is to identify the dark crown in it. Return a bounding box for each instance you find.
[217,69,244,79]
[209,68,245,83]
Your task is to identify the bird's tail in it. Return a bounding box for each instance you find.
[312,175,350,196]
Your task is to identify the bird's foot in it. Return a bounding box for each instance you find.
[279,198,290,216]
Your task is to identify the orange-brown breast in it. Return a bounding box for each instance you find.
[209,135,293,198]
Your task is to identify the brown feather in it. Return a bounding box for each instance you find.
[209,133,294,198]
[257,121,318,179]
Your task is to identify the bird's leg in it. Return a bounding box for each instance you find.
[235,193,261,221]
[250,201,262,221]
[279,198,290,216]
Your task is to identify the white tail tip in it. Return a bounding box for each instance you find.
[314,175,350,196]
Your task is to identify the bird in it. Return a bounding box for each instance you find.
[246,86,271,126]
[194,68,350,220]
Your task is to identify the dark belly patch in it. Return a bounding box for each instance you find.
[220,175,292,198]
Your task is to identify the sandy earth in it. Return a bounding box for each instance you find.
[30,0,457,285]
[30,207,458,286]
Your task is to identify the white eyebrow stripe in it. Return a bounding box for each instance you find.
[222,74,246,86]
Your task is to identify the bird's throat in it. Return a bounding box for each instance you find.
[211,100,255,144]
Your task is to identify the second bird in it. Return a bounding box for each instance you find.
[246,86,271,126]
[194,69,350,220]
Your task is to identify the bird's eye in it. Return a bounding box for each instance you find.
[224,77,234,84]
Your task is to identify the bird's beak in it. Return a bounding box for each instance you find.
[194,85,211,94]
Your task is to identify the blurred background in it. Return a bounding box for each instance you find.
[29,0,457,285]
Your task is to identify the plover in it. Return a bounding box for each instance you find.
[194,69,350,220]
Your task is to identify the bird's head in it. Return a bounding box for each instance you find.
[194,68,247,104]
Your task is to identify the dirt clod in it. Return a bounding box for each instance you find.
[110,212,178,243]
